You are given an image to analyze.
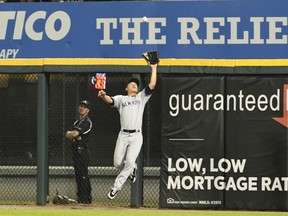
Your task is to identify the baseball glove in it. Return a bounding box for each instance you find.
[142,50,160,65]
[52,195,78,205]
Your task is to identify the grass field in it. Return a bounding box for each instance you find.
[0,205,287,216]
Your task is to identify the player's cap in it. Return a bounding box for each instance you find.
[79,100,90,109]
[126,78,139,87]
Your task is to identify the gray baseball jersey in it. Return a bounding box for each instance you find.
[112,87,152,130]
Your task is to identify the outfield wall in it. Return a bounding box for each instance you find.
[0,0,288,211]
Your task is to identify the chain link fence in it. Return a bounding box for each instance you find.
[0,74,37,204]
[0,72,161,207]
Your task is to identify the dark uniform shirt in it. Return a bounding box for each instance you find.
[71,115,92,149]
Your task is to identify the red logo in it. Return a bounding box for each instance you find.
[273,84,288,127]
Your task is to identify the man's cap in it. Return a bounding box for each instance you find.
[79,100,90,109]
[126,78,139,87]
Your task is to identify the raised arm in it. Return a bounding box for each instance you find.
[98,90,113,104]
[148,64,158,90]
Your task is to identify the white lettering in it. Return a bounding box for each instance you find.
[0,11,70,41]
[262,177,288,191]
[0,49,20,58]
[96,18,117,45]
[45,11,71,41]
[169,89,280,116]
[178,16,288,45]
[210,158,246,173]
[266,17,288,44]
[227,17,249,44]
[177,17,202,44]
[167,175,258,191]
[13,11,25,40]
[167,175,181,189]
[250,17,264,44]
[169,94,179,117]
[167,157,203,172]
[204,17,225,44]
[167,158,176,172]
[119,18,143,45]
[0,12,16,40]
[146,18,166,44]
[96,17,166,45]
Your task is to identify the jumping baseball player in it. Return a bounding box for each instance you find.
[98,51,159,199]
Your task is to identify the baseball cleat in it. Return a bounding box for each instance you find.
[107,189,118,200]
[129,168,137,183]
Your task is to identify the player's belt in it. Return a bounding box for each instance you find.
[122,129,141,133]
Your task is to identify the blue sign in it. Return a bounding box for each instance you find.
[0,1,288,59]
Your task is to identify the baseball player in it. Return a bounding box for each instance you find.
[66,100,93,204]
[98,59,158,200]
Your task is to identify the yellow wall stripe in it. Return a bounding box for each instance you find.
[0,59,44,66]
[1,58,288,67]
[43,58,146,66]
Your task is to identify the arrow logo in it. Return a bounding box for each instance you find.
[273,84,288,128]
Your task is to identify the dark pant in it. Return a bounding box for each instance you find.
[72,146,92,204]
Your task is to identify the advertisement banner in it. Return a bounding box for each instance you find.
[225,77,288,210]
[1,0,288,59]
[160,76,288,210]
[160,76,225,209]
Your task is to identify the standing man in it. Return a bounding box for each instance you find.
[66,100,93,204]
[98,51,159,200]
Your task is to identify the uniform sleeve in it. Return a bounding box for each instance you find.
[140,87,152,104]
[79,119,92,135]
[71,121,79,131]
[111,95,122,108]
[144,86,153,95]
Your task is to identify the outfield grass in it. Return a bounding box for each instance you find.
[0,207,287,216]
